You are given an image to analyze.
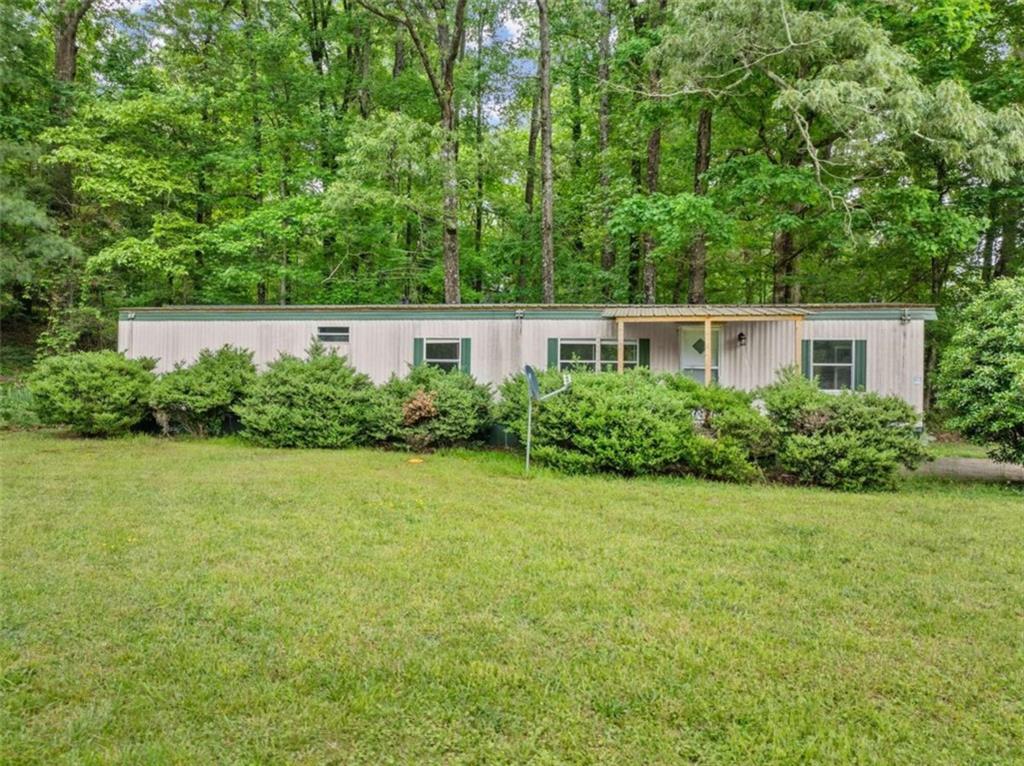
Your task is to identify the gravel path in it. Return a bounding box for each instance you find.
[916,457,1024,483]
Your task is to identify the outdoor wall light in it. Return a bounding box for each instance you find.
[737,332,747,347]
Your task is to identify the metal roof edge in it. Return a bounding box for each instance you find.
[118,303,938,322]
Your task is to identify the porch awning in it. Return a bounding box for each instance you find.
[602,305,811,320]
[606,305,807,380]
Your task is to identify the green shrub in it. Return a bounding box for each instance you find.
[937,276,1024,464]
[235,345,384,448]
[758,371,927,491]
[0,384,40,430]
[780,433,909,492]
[377,365,493,451]
[709,406,781,468]
[498,369,690,475]
[27,351,155,436]
[150,346,256,436]
[758,368,828,433]
[498,369,759,481]
[680,435,762,483]
[660,373,779,471]
[660,373,756,414]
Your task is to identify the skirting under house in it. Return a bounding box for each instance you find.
[118,304,935,411]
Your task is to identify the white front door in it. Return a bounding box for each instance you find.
[680,326,720,383]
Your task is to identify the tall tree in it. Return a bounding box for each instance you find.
[357,0,468,303]
[537,0,554,302]
[596,0,615,277]
[49,0,95,224]
[687,107,711,304]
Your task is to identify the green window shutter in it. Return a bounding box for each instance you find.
[638,338,651,368]
[854,339,867,390]
[413,337,424,366]
[460,337,472,374]
[801,340,812,380]
[547,338,559,370]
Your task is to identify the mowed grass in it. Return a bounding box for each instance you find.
[2,433,1022,765]
[927,439,992,460]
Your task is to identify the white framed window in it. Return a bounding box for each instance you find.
[424,338,461,372]
[317,326,349,343]
[558,339,637,372]
[812,340,854,390]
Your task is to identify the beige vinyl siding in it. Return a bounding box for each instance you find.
[520,320,678,373]
[125,320,321,372]
[714,319,925,409]
[717,320,802,391]
[124,317,681,384]
[804,319,925,411]
[119,314,926,410]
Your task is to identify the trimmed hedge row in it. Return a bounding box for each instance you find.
[26,344,494,451]
[498,368,925,489]
[25,347,926,491]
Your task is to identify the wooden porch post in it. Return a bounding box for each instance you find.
[703,317,712,385]
[617,318,625,373]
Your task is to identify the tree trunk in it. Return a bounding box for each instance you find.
[357,24,372,118]
[304,0,336,170]
[354,0,468,302]
[280,252,288,305]
[569,62,585,260]
[473,18,484,268]
[771,228,798,304]
[441,100,461,303]
[525,85,539,214]
[50,0,95,222]
[537,0,555,303]
[392,23,406,77]
[687,108,712,304]
[772,200,805,304]
[641,124,660,304]
[597,0,614,276]
[241,0,263,193]
[996,190,1020,277]
[628,159,643,299]
[982,183,1000,284]
[638,0,666,304]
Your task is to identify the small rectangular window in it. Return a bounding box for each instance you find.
[812,340,854,390]
[424,339,460,372]
[317,326,349,343]
[558,339,636,372]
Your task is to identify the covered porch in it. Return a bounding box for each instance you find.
[604,306,810,386]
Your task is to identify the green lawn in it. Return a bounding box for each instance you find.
[2,433,1022,765]
[927,439,992,460]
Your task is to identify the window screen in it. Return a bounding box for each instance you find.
[317,326,350,343]
[558,339,637,372]
[812,340,854,390]
[424,339,460,372]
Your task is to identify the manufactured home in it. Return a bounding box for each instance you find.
[118,304,935,411]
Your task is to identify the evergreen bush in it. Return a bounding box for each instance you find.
[377,365,493,451]
[27,351,154,436]
[759,370,927,490]
[235,345,384,448]
[149,346,257,436]
[498,369,758,480]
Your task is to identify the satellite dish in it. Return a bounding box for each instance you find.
[523,364,571,474]
[525,364,541,401]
